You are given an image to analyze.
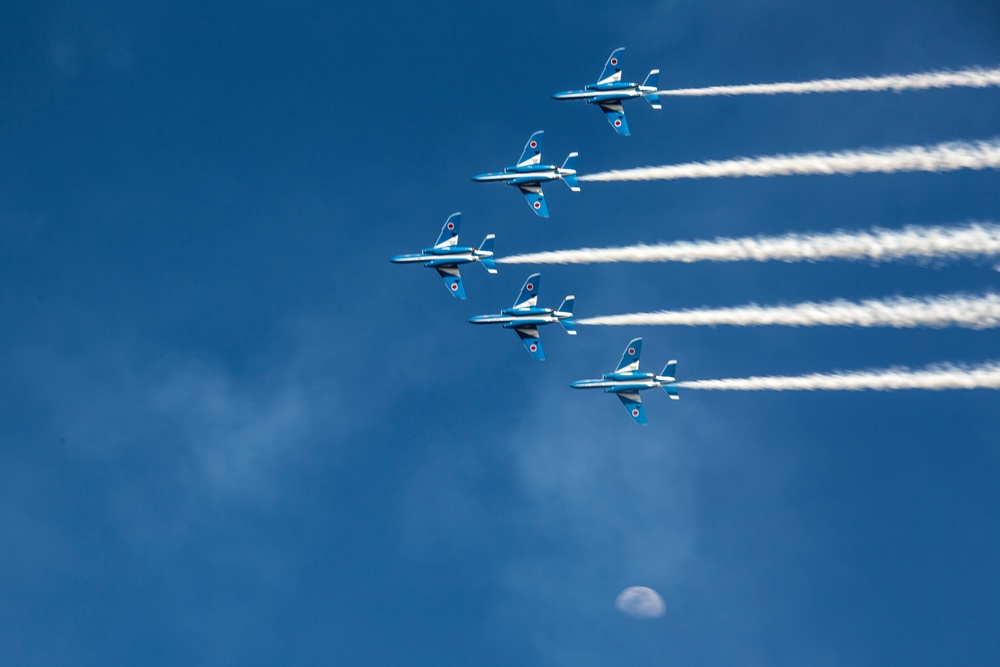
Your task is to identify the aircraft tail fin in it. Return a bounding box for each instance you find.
[558,295,576,335]
[662,360,679,399]
[479,234,497,274]
[643,70,661,109]
[561,152,580,191]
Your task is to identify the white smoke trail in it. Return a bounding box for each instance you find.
[657,67,1000,97]
[577,293,1000,330]
[497,222,1000,266]
[578,138,1000,183]
[678,362,1000,391]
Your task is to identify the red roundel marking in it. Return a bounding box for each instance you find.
[614,119,622,127]
[447,222,455,230]
[611,58,618,66]
[628,347,635,355]
[533,201,541,209]
[450,282,458,291]
[529,344,537,352]
[631,408,640,417]
[529,140,537,148]
[526,283,533,291]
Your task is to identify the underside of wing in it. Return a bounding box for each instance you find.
[599,101,630,136]
[514,326,545,360]
[518,183,549,218]
[435,265,466,299]
[616,391,647,425]
[517,131,544,167]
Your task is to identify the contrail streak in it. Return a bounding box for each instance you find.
[497,222,1000,266]
[657,66,1000,97]
[678,362,1000,391]
[578,293,1000,329]
[578,138,1000,183]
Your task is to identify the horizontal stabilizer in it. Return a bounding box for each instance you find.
[558,295,576,335]
[662,360,678,399]
[561,152,581,190]
[479,234,497,274]
[643,70,661,109]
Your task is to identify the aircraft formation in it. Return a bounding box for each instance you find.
[391,48,673,424]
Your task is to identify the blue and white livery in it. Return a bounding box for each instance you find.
[570,337,678,424]
[472,131,579,218]
[552,48,660,136]
[389,212,496,299]
[468,272,576,360]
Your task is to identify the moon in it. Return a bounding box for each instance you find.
[615,586,666,618]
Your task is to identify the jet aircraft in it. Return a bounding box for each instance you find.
[389,212,496,299]
[471,131,579,218]
[468,273,575,360]
[570,337,677,424]
[551,48,661,136]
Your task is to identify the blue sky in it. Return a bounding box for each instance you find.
[2,1,999,664]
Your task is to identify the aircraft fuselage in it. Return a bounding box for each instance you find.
[570,370,674,393]
[389,245,488,267]
[472,163,566,186]
[468,306,570,328]
[552,81,656,104]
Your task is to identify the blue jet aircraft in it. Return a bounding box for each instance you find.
[551,48,660,136]
[468,273,575,360]
[570,337,677,424]
[389,212,496,299]
[472,131,579,218]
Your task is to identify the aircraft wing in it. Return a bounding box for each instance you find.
[514,326,545,360]
[616,391,647,425]
[616,338,643,372]
[435,265,466,299]
[598,101,630,136]
[517,182,549,218]
[433,212,461,248]
[517,131,544,167]
[597,48,625,84]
